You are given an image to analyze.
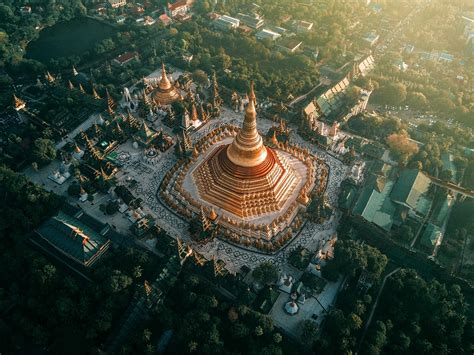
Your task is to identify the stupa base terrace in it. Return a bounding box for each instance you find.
[159,124,329,253]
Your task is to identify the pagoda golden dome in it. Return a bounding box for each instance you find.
[192,82,300,218]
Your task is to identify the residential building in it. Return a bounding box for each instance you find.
[165,1,189,18]
[214,15,240,31]
[277,38,303,53]
[393,59,408,72]
[295,20,313,33]
[143,16,156,26]
[113,52,139,66]
[362,32,379,46]
[438,52,454,63]
[108,0,126,8]
[159,13,172,26]
[255,29,281,41]
[404,44,415,54]
[20,6,32,15]
[236,13,264,29]
[357,54,375,76]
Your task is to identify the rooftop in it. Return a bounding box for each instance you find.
[353,175,396,231]
[390,169,431,215]
[34,208,111,267]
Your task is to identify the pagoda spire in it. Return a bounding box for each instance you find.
[140,120,154,138]
[143,91,151,107]
[79,83,86,94]
[211,70,222,107]
[127,111,140,129]
[226,81,267,168]
[45,71,55,83]
[200,207,211,231]
[13,94,26,111]
[114,121,124,136]
[209,207,218,221]
[82,132,103,161]
[249,80,256,104]
[106,89,115,117]
[272,130,278,145]
[191,103,199,121]
[92,87,102,100]
[159,62,172,90]
[72,66,79,76]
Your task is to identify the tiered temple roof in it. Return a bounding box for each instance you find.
[192,83,300,218]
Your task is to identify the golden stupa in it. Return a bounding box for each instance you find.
[153,63,182,105]
[192,83,299,218]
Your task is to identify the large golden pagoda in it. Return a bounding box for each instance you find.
[152,63,182,105]
[192,84,299,218]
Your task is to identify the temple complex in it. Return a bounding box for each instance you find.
[152,63,182,105]
[160,81,329,252]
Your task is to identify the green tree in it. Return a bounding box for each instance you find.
[252,262,278,285]
[32,138,56,165]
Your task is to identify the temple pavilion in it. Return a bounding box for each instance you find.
[133,120,160,147]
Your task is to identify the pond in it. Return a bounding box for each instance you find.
[26,17,116,62]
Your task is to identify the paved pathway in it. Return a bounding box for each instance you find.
[356,267,401,354]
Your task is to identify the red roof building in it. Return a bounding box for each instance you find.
[164,1,188,18]
[113,52,139,66]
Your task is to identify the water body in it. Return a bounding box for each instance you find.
[26,17,116,62]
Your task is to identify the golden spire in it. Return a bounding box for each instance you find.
[45,71,55,83]
[249,80,256,105]
[144,280,152,296]
[226,81,267,167]
[92,87,101,100]
[68,80,74,90]
[106,88,115,108]
[200,207,211,231]
[106,89,115,117]
[210,207,218,221]
[272,130,278,145]
[72,66,79,76]
[159,62,171,91]
[13,94,26,111]
[139,120,153,138]
[79,83,86,94]
[191,103,199,121]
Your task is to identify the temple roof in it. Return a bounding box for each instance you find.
[35,210,111,267]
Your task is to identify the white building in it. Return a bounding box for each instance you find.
[214,15,240,31]
[108,0,126,8]
[255,29,281,41]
